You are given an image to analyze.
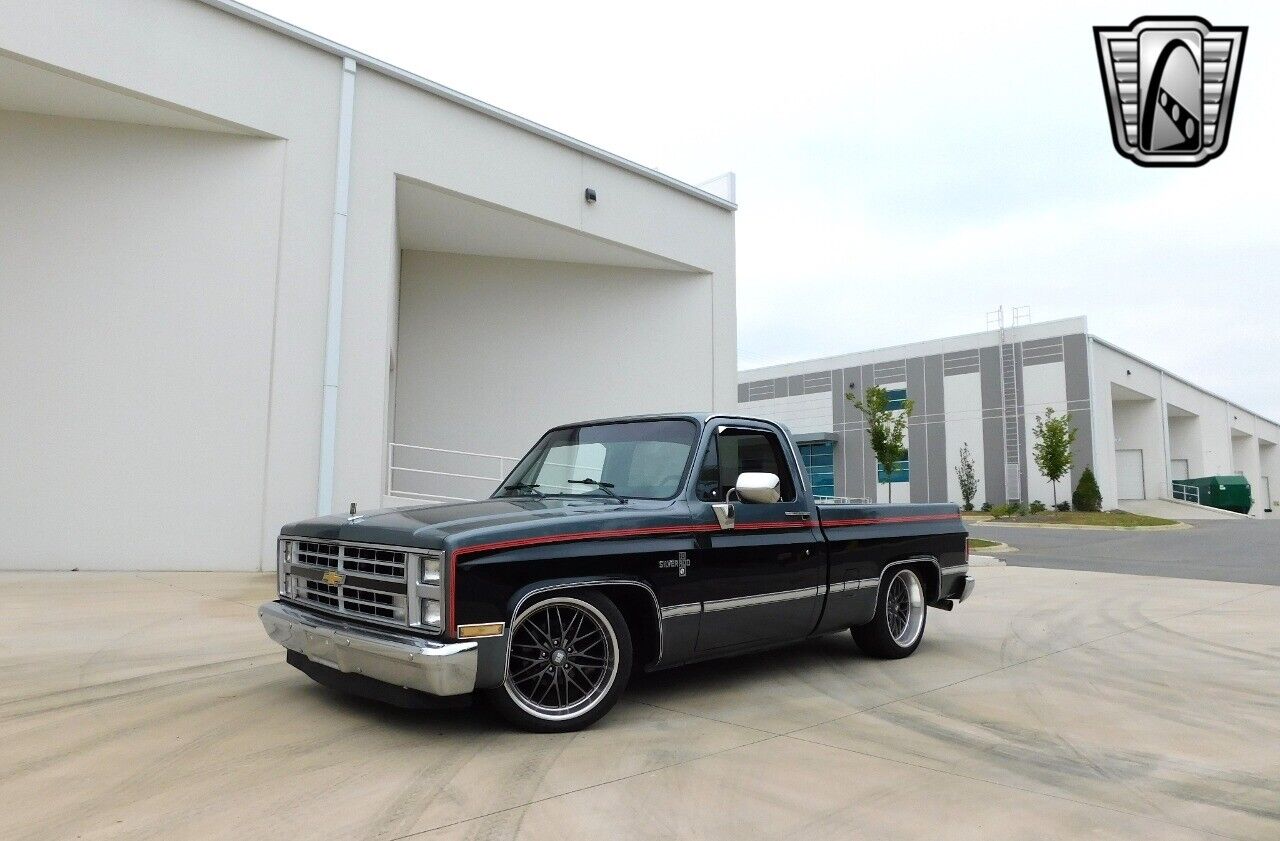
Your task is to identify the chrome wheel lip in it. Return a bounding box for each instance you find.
[503,596,619,722]
[885,569,925,647]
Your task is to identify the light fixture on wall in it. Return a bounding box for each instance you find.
[584,187,598,204]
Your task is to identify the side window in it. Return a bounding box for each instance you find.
[695,428,797,502]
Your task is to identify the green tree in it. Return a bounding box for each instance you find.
[1073,467,1102,512]
[847,385,914,502]
[955,442,978,511]
[1031,406,1078,507]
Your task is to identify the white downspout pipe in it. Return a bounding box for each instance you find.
[317,57,357,515]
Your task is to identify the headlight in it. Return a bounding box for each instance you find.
[421,555,441,583]
[422,599,442,627]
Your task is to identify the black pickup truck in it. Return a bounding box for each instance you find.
[261,413,974,731]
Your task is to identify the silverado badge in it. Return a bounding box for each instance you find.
[658,551,691,577]
[1094,16,1247,166]
[321,570,344,586]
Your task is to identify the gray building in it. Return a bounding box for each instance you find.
[739,317,1280,514]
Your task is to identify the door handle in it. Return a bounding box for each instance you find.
[784,511,811,519]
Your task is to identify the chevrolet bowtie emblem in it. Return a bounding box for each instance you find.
[321,570,344,586]
[1094,17,1247,167]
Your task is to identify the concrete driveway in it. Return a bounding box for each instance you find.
[3,568,1277,840]
[975,519,1280,585]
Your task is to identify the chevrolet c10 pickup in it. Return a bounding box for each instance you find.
[261,413,974,731]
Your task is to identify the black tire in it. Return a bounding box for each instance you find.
[851,567,927,659]
[485,590,632,733]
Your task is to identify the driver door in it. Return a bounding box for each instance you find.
[687,423,823,651]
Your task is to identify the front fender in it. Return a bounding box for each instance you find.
[468,576,664,689]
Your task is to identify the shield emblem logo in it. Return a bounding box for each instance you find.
[1094,17,1247,166]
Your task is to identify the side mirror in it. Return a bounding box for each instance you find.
[733,472,781,504]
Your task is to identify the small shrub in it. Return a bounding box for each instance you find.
[1073,467,1102,512]
[1029,500,1047,514]
[1055,500,1071,512]
[963,502,974,512]
[980,501,993,512]
[1016,503,1030,517]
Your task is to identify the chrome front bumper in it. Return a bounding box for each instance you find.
[259,601,477,696]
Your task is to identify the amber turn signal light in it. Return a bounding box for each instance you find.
[457,623,505,639]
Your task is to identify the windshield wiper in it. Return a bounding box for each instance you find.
[566,477,625,502]
[502,482,543,497]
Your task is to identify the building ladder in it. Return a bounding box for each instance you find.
[1001,343,1022,501]
[987,305,1029,503]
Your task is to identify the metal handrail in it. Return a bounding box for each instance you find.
[387,442,516,504]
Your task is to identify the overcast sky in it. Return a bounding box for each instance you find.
[247,0,1279,419]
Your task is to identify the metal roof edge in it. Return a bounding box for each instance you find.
[195,0,737,211]
[1088,335,1280,430]
[739,316,1090,379]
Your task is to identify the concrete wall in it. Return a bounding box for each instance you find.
[740,322,1280,514]
[739,319,1092,508]
[1021,359,1070,506]
[943,371,985,506]
[1090,339,1280,513]
[393,250,715,462]
[0,0,736,569]
[1167,415,1203,477]
[741,392,834,436]
[0,111,286,568]
[338,69,737,513]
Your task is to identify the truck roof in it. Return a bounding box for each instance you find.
[550,412,786,430]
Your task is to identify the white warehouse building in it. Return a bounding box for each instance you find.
[739,317,1279,515]
[0,0,738,571]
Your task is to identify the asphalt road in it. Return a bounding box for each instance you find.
[973,519,1280,585]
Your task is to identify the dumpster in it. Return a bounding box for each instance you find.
[1174,475,1253,514]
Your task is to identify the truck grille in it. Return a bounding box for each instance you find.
[280,539,440,630]
[293,540,407,580]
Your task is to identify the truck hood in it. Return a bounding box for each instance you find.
[281,497,682,551]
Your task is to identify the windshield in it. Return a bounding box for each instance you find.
[495,419,699,500]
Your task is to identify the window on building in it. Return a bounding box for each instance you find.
[876,450,909,483]
[885,388,909,411]
[799,441,836,499]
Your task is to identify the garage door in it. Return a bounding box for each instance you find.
[1116,449,1145,499]
[1170,459,1190,481]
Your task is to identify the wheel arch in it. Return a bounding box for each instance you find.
[877,556,942,603]
[507,577,662,668]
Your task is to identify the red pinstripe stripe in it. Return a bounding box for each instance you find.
[445,512,957,634]
[447,523,720,632]
[821,513,961,527]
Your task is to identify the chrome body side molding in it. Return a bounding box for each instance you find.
[702,586,820,613]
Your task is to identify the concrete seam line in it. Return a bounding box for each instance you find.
[781,584,1274,737]
[780,734,1246,841]
[130,573,269,610]
[383,733,782,841]
[628,699,780,738]
[0,655,281,720]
